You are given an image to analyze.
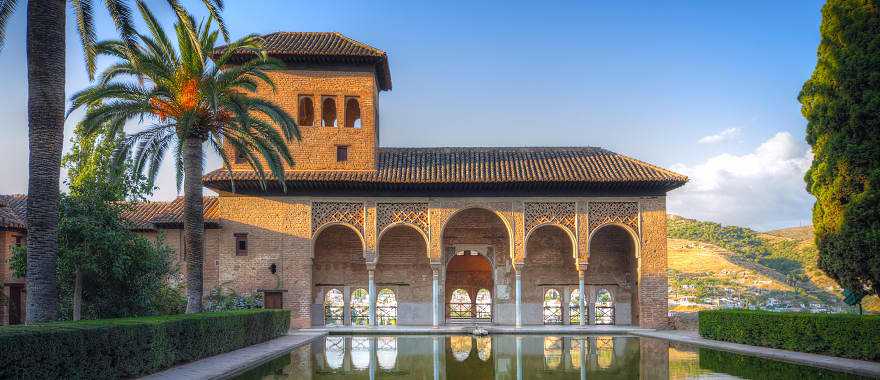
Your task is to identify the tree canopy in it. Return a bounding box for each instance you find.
[799,0,880,298]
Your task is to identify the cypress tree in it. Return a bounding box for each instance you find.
[799,0,880,298]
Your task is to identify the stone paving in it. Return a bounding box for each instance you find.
[140,332,326,380]
[631,330,880,378]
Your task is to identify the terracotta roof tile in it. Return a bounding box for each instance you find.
[121,197,220,231]
[218,32,392,91]
[203,147,688,194]
[0,194,26,230]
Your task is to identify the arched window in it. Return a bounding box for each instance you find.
[569,288,581,324]
[298,96,314,126]
[344,97,361,128]
[350,288,369,326]
[596,336,614,369]
[543,336,562,369]
[351,337,371,370]
[543,289,562,324]
[476,336,491,362]
[450,336,472,362]
[323,288,344,326]
[324,336,345,369]
[449,288,472,319]
[377,336,398,370]
[595,288,614,325]
[322,97,337,127]
[377,288,398,325]
[475,288,492,320]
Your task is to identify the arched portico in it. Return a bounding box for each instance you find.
[312,224,367,326]
[376,224,431,325]
[585,224,639,325]
[523,225,580,325]
[440,207,513,325]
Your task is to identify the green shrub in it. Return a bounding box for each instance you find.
[699,309,880,361]
[0,309,290,379]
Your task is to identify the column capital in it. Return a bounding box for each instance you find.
[366,262,377,272]
[430,262,442,273]
[514,263,525,273]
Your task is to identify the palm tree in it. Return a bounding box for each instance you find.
[69,4,299,313]
[0,0,226,323]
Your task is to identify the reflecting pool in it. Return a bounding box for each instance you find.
[234,335,868,379]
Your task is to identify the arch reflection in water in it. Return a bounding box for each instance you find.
[543,336,563,369]
[596,336,614,369]
[450,335,472,362]
[350,337,371,370]
[377,336,397,370]
[476,336,491,362]
[323,336,345,370]
[568,338,583,370]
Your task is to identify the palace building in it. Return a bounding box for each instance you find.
[1,32,686,329]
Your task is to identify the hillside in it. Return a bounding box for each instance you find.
[667,215,878,313]
[763,227,880,312]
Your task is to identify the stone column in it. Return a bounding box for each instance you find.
[579,337,587,380]
[432,264,440,327]
[432,336,441,380]
[578,271,586,326]
[368,264,377,326]
[516,336,523,380]
[514,264,523,327]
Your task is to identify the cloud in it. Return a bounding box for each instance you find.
[668,132,814,230]
[698,127,741,144]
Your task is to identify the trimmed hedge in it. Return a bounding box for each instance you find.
[0,309,290,379]
[699,309,880,361]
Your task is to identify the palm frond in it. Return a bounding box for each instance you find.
[102,0,138,53]
[0,0,18,51]
[71,0,98,78]
[135,0,175,63]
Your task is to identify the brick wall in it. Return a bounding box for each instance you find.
[0,230,25,325]
[227,68,379,172]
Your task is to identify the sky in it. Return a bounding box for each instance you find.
[0,0,824,230]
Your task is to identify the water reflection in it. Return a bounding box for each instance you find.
[236,335,871,380]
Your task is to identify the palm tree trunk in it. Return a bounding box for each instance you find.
[183,137,205,313]
[25,0,66,323]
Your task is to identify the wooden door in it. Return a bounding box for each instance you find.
[264,291,283,309]
[8,285,22,325]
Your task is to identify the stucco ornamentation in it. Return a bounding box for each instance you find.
[312,201,365,236]
[524,201,576,236]
[377,202,429,236]
[588,201,639,234]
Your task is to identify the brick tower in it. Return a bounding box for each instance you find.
[224,32,391,172]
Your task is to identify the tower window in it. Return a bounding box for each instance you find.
[322,97,337,127]
[298,96,315,126]
[344,97,361,128]
[235,233,248,256]
[336,145,349,162]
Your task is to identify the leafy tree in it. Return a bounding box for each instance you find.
[68,4,299,313]
[0,0,226,324]
[799,0,880,298]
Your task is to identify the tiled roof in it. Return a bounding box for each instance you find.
[203,147,688,195]
[218,32,392,91]
[121,197,220,231]
[0,194,26,230]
